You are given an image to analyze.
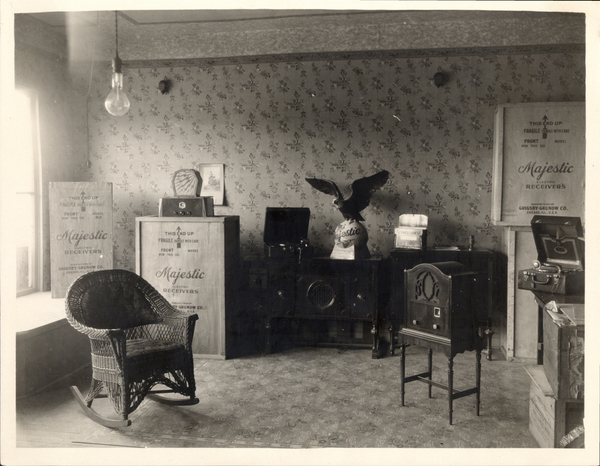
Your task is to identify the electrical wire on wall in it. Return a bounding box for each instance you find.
[85,12,100,170]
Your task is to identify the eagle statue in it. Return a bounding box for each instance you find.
[306,170,390,222]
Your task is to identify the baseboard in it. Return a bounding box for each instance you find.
[17,362,91,400]
[500,345,537,364]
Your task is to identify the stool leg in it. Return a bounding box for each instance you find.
[476,349,482,416]
[447,356,454,425]
[400,344,406,406]
[427,348,433,398]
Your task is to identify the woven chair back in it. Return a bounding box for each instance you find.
[65,269,163,332]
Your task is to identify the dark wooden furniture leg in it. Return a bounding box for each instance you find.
[484,324,494,361]
[448,356,454,425]
[400,343,406,406]
[427,348,433,398]
[265,318,272,354]
[371,324,380,359]
[476,349,482,416]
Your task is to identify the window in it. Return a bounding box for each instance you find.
[15,89,41,296]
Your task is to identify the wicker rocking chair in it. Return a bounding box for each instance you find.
[65,269,199,427]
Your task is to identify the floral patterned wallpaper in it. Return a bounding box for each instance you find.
[83,46,585,270]
[81,46,585,270]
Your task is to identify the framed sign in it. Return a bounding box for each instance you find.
[199,163,224,205]
[49,182,113,298]
[491,102,585,226]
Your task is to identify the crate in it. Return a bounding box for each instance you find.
[135,216,240,358]
[526,366,584,448]
[543,303,584,400]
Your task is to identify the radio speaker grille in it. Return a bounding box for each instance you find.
[307,281,335,309]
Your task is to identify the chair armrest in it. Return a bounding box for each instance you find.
[88,329,127,370]
[139,314,198,348]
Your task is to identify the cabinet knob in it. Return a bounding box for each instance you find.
[432,324,439,330]
[412,320,418,325]
[356,293,365,301]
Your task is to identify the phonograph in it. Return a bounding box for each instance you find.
[517,215,584,295]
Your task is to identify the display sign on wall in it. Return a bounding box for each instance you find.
[49,182,113,298]
[492,102,585,226]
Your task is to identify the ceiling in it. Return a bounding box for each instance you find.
[28,10,366,28]
[18,9,587,65]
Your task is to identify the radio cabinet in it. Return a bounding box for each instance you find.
[399,261,487,425]
[246,257,382,358]
[388,248,497,357]
[135,216,240,359]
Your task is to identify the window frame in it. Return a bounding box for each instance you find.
[15,87,43,297]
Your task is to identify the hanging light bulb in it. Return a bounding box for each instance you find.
[105,11,130,116]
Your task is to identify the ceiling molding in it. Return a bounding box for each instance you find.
[123,44,586,69]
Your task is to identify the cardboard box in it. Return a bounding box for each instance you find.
[394,214,427,250]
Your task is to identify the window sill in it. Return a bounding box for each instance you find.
[16,292,67,336]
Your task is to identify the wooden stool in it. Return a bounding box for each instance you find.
[399,342,482,425]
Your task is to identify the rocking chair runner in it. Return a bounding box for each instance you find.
[65,269,199,427]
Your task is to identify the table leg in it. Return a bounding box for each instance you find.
[448,356,454,425]
[476,349,481,416]
[427,348,433,398]
[400,344,406,406]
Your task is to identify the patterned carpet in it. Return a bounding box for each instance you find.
[77,345,539,449]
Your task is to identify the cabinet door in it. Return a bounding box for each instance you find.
[347,275,375,319]
[267,274,296,316]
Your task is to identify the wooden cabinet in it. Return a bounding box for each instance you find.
[245,257,382,358]
[135,216,240,358]
[398,262,486,425]
[387,248,497,357]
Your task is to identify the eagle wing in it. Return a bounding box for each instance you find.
[305,178,343,200]
[348,170,390,213]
